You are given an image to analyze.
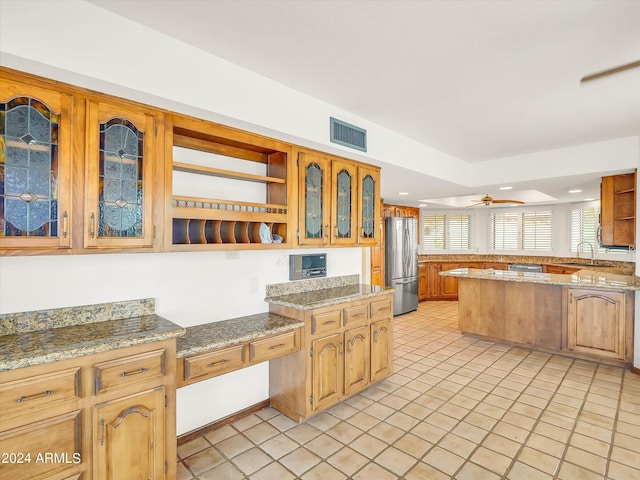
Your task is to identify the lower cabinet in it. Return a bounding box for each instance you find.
[371,318,392,382]
[94,387,166,480]
[567,288,631,361]
[420,262,485,300]
[0,340,176,480]
[269,294,393,421]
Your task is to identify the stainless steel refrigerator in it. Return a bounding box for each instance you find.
[385,216,419,316]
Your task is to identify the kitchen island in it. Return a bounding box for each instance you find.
[441,268,639,366]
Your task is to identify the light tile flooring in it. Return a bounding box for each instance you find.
[176,302,640,479]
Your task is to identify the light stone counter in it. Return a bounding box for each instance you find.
[265,275,393,310]
[440,268,640,291]
[0,299,185,371]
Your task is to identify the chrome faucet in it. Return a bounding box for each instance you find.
[576,241,595,265]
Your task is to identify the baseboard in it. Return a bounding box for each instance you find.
[177,399,271,445]
[632,366,640,376]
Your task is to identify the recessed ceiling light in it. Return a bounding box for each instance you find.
[418,204,426,207]
[398,192,409,195]
[568,189,582,193]
[499,186,512,190]
[583,198,596,201]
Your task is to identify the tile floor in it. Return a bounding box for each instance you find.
[176,302,640,479]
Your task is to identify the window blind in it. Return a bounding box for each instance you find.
[522,210,552,251]
[491,212,519,250]
[422,214,446,250]
[448,214,472,249]
[570,207,597,252]
[570,206,627,255]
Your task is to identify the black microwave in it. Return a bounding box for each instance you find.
[289,254,327,280]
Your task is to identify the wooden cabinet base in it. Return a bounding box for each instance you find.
[269,294,394,422]
[456,277,634,367]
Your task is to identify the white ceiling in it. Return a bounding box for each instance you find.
[89,0,640,207]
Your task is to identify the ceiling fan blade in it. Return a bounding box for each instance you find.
[466,202,484,208]
[581,60,640,83]
[491,199,525,204]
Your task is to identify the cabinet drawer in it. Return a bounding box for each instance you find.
[250,331,298,363]
[183,344,246,381]
[0,367,81,418]
[311,310,341,336]
[94,349,165,394]
[370,297,392,321]
[0,410,82,480]
[343,304,368,327]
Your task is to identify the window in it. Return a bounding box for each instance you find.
[491,212,519,250]
[422,213,472,250]
[449,214,472,249]
[491,210,553,251]
[423,214,446,250]
[571,206,627,255]
[570,207,598,252]
[522,211,552,251]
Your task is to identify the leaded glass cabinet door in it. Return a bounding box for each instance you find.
[330,159,357,245]
[0,78,73,250]
[298,151,330,245]
[85,100,156,248]
[357,165,381,245]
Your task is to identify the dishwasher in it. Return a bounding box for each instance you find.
[508,263,543,273]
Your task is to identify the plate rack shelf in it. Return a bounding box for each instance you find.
[166,114,293,251]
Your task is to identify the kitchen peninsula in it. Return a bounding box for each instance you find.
[441,267,639,366]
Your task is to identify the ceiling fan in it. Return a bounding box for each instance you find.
[467,194,525,207]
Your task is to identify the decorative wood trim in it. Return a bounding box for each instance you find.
[176,399,271,445]
[632,366,640,376]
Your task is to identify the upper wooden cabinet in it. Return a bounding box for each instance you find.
[357,165,381,245]
[0,76,73,251]
[600,171,636,249]
[1,67,383,255]
[297,148,381,247]
[331,159,357,245]
[166,113,292,250]
[84,100,160,249]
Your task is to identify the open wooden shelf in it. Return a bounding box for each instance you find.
[173,162,286,184]
[167,112,292,250]
[172,218,286,246]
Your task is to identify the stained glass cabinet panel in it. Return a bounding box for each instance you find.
[85,100,157,249]
[0,78,73,250]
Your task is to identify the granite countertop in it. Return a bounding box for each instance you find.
[418,255,634,275]
[176,312,304,358]
[440,267,640,291]
[0,299,185,371]
[265,283,393,310]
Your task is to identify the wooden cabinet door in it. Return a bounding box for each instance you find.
[85,100,158,249]
[0,77,73,250]
[371,319,392,382]
[567,289,625,359]
[440,263,461,299]
[330,159,357,245]
[311,334,342,412]
[357,166,380,245]
[418,264,428,301]
[94,386,165,480]
[427,263,441,298]
[344,326,370,395]
[298,150,331,245]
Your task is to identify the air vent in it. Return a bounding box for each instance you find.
[330,117,367,152]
